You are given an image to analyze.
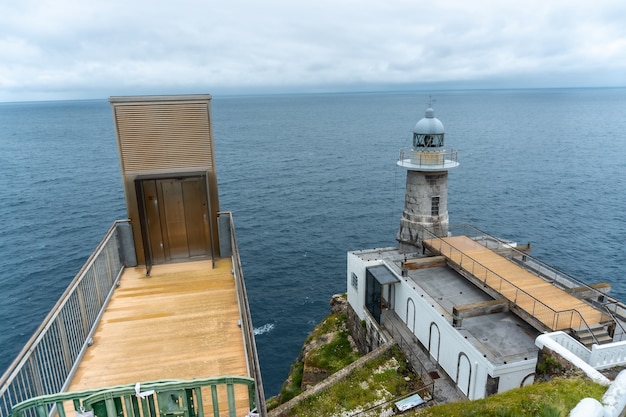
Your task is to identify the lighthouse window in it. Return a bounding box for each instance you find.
[414,133,444,148]
[431,196,440,216]
[351,272,358,289]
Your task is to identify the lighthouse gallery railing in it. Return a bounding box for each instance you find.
[0,221,131,417]
[398,148,458,168]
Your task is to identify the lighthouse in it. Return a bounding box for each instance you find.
[397,104,459,252]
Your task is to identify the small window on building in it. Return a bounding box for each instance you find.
[431,196,440,216]
[351,272,358,289]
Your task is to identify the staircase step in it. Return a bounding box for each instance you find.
[573,323,605,333]
[579,334,612,343]
[572,324,613,348]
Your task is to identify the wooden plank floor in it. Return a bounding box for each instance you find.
[67,258,251,415]
[424,236,604,330]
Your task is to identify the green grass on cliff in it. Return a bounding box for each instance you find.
[304,313,361,373]
[284,370,605,417]
[267,301,608,416]
[267,311,362,409]
[287,344,425,417]
[413,376,606,417]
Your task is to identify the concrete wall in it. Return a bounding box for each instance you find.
[398,170,449,247]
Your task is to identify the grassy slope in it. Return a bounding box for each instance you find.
[267,311,362,409]
[414,376,606,417]
[269,307,608,416]
[288,344,425,417]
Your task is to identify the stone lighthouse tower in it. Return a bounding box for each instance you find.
[397,104,459,252]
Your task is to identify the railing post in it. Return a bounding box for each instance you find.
[28,355,44,398]
[226,383,236,417]
[57,317,73,379]
[210,385,219,416]
[193,387,204,417]
[77,281,91,343]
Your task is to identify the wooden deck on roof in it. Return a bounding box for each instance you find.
[423,235,605,331]
[67,258,250,415]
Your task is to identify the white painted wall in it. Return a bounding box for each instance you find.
[393,281,493,399]
[346,251,382,320]
[347,251,537,400]
[490,361,537,392]
[590,340,626,369]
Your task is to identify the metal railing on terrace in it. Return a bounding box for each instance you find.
[450,223,625,339]
[452,223,610,296]
[421,227,602,338]
[218,212,267,417]
[8,377,257,417]
[0,221,133,417]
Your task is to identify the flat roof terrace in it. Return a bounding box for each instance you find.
[401,259,539,364]
[351,248,539,364]
[67,258,250,413]
[423,236,606,331]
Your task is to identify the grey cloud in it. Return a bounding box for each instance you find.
[0,0,625,101]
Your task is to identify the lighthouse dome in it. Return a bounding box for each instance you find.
[413,107,444,135]
[412,107,445,148]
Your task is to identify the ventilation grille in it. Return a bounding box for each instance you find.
[114,103,214,174]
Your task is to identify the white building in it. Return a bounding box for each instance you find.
[347,246,538,400]
[346,104,622,401]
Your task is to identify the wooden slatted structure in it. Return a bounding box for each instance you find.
[109,95,221,266]
[423,235,605,331]
[67,258,251,416]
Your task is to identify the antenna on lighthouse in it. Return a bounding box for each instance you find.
[396,101,459,252]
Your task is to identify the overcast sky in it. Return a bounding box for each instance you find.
[1,0,625,101]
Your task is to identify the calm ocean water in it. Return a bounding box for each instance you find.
[1,89,625,396]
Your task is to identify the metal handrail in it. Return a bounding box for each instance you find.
[219,212,267,417]
[398,148,458,168]
[452,223,611,301]
[0,221,131,417]
[9,377,256,417]
[421,228,600,343]
[450,223,625,338]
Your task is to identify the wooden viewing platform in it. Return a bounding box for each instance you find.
[67,258,251,415]
[423,236,606,331]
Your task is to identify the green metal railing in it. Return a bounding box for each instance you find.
[0,221,132,417]
[8,377,256,417]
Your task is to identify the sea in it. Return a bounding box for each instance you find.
[1,88,625,397]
